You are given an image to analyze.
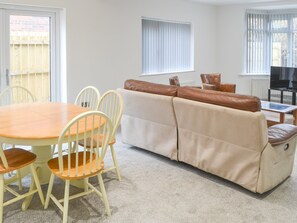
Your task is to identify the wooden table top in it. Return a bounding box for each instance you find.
[0,102,89,140]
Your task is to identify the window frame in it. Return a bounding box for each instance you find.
[244,9,297,75]
[141,17,194,76]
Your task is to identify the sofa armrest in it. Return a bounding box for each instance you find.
[268,124,297,146]
[202,83,217,90]
[219,83,236,93]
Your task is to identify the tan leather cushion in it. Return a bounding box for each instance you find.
[169,76,180,87]
[204,74,221,85]
[268,124,297,146]
[177,87,261,112]
[124,79,178,96]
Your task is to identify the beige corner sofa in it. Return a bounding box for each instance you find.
[118,79,297,194]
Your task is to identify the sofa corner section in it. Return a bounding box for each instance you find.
[256,138,297,193]
[118,88,178,160]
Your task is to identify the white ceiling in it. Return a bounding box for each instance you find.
[192,0,290,6]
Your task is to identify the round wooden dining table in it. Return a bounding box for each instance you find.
[0,102,90,185]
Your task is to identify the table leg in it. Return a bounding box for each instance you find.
[280,113,285,123]
[294,110,297,125]
[31,145,52,185]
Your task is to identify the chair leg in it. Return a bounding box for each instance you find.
[51,144,56,157]
[22,172,36,211]
[30,164,44,205]
[71,142,77,153]
[84,178,88,192]
[0,175,4,223]
[110,144,121,181]
[16,170,23,191]
[44,173,55,209]
[63,180,70,223]
[98,173,111,216]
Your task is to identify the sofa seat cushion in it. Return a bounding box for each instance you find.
[177,87,261,112]
[124,79,178,96]
[268,124,297,146]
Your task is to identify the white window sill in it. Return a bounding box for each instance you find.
[140,70,195,77]
[239,73,270,76]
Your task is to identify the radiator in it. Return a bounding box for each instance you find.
[251,78,269,100]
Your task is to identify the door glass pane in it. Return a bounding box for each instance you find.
[10,15,50,102]
[271,18,288,30]
[293,32,297,67]
[271,33,288,67]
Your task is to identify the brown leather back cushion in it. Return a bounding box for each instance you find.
[177,87,261,112]
[124,79,178,96]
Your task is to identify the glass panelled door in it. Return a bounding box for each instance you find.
[0,8,58,102]
[8,14,51,102]
[6,13,52,102]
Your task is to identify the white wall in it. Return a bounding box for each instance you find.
[0,0,217,102]
[216,1,297,95]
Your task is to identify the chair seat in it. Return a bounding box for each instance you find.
[48,152,104,180]
[78,134,116,148]
[0,148,36,174]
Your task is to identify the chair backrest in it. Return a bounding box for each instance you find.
[97,90,124,139]
[200,73,221,86]
[75,86,100,110]
[0,144,8,169]
[169,76,180,87]
[0,86,35,106]
[57,111,112,177]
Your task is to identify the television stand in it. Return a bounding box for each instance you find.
[268,88,297,105]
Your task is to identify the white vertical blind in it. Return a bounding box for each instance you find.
[246,12,269,74]
[142,18,192,75]
[246,10,297,74]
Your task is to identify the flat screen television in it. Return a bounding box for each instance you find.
[270,66,297,90]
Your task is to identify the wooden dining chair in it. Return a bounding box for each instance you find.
[97,90,123,180]
[0,146,45,223]
[74,86,100,110]
[0,86,36,191]
[78,90,124,180]
[0,86,35,106]
[51,86,101,157]
[44,111,113,223]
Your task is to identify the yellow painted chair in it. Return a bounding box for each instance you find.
[74,86,100,110]
[0,146,45,223]
[52,85,101,156]
[0,86,36,191]
[44,111,113,223]
[0,86,35,106]
[78,90,124,180]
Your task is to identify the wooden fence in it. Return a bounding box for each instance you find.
[9,34,50,102]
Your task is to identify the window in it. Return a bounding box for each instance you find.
[142,18,193,75]
[245,10,297,74]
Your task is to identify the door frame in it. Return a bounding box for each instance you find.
[0,4,63,102]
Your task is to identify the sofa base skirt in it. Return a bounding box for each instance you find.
[178,128,261,192]
[121,115,178,160]
[178,128,297,193]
